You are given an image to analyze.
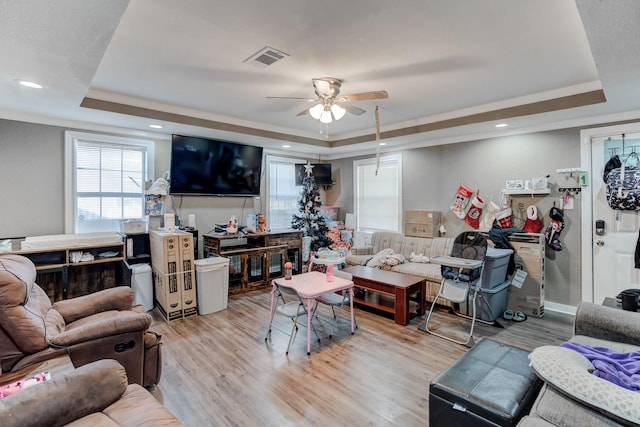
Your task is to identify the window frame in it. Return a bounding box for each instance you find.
[64,130,155,233]
[265,154,307,231]
[353,154,403,232]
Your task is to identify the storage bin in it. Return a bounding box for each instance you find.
[131,263,153,311]
[480,247,513,289]
[195,257,230,315]
[459,280,510,322]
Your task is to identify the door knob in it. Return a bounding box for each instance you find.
[596,240,605,246]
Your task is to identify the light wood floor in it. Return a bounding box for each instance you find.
[149,289,573,427]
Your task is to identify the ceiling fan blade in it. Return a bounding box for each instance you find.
[338,103,366,116]
[337,90,389,102]
[296,107,311,116]
[266,96,318,102]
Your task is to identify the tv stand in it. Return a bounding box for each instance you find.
[203,230,302,294]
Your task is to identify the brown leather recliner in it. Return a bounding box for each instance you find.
[0,254,162,387]
[0,359,182,427]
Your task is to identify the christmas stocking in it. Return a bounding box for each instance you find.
[496,208,513,228]
[523,205,543,233]
[545,207,565,251]
[481,200,501,231]
[450,184,474,219]
[464,194,485,229]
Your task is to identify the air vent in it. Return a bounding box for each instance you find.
[244,46,289,67]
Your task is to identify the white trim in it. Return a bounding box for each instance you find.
[544,301,577,317]
[580,122,640,304]
[64,130,155,233]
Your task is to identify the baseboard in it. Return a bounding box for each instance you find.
[544,301,576,316]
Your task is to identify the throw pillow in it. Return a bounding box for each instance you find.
[529,345,640,425]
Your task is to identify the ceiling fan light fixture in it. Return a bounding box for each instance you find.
[309,103,324,120]
[320,108,333,124]
[330,104,346,120]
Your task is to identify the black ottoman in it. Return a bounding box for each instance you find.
[429,338,542,427]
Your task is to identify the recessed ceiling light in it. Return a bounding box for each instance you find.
[495,123,508,128]
[379,142,387,146]
[149,124,163,129]
[17,80,44,89]
[281,144,291,148]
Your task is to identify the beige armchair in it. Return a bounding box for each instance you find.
[0,254,162,387]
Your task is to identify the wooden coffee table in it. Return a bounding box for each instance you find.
[343,265,426,325]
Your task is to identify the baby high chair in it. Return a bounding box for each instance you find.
[423,231,488,346]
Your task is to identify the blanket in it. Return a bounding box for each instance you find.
[561,341,640,392]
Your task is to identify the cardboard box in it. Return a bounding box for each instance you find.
[505,233,544,318]
[178,233,197,317]
[152,265,182,321]
[507,286,544,318]
[150,230,197,319]
[150,230,182,275]
[404,210,440,238]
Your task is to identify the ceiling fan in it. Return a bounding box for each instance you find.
[267,77,389,123]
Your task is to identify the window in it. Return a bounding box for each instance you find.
[354,154,402,232]
[266,155,304,230]
[65,131,154,233]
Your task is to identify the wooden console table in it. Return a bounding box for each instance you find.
[11,236,126,302]
[203,230,302,294]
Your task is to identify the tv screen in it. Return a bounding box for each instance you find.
[295,163,332,186]
[169,134,263,196]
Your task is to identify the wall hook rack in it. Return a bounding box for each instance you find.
[556,168,583,178]
[558,187,581,194]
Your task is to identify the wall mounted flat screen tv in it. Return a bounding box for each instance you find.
[295,163,333,186]
[169,134,263,196]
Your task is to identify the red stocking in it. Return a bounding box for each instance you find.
[464,194,485,229]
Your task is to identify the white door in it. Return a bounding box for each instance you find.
[590,133,640,304]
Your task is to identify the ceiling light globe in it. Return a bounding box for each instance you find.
[309,103,324,120]
[330,104,346,120]
[320,109,333,124]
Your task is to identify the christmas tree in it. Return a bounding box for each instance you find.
[291,162,331,251]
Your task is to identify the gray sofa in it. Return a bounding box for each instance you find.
[346,231,454,305]
[519,301,640,426]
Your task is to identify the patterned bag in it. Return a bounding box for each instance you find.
[606,153,640,210]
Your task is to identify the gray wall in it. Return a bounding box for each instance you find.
[0,120,66,236]
[326,129,583,307]
[1,118,582,306]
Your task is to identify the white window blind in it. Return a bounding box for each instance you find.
[354,155,402,232]
[65,131,154,233]
[267,156,303,230]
